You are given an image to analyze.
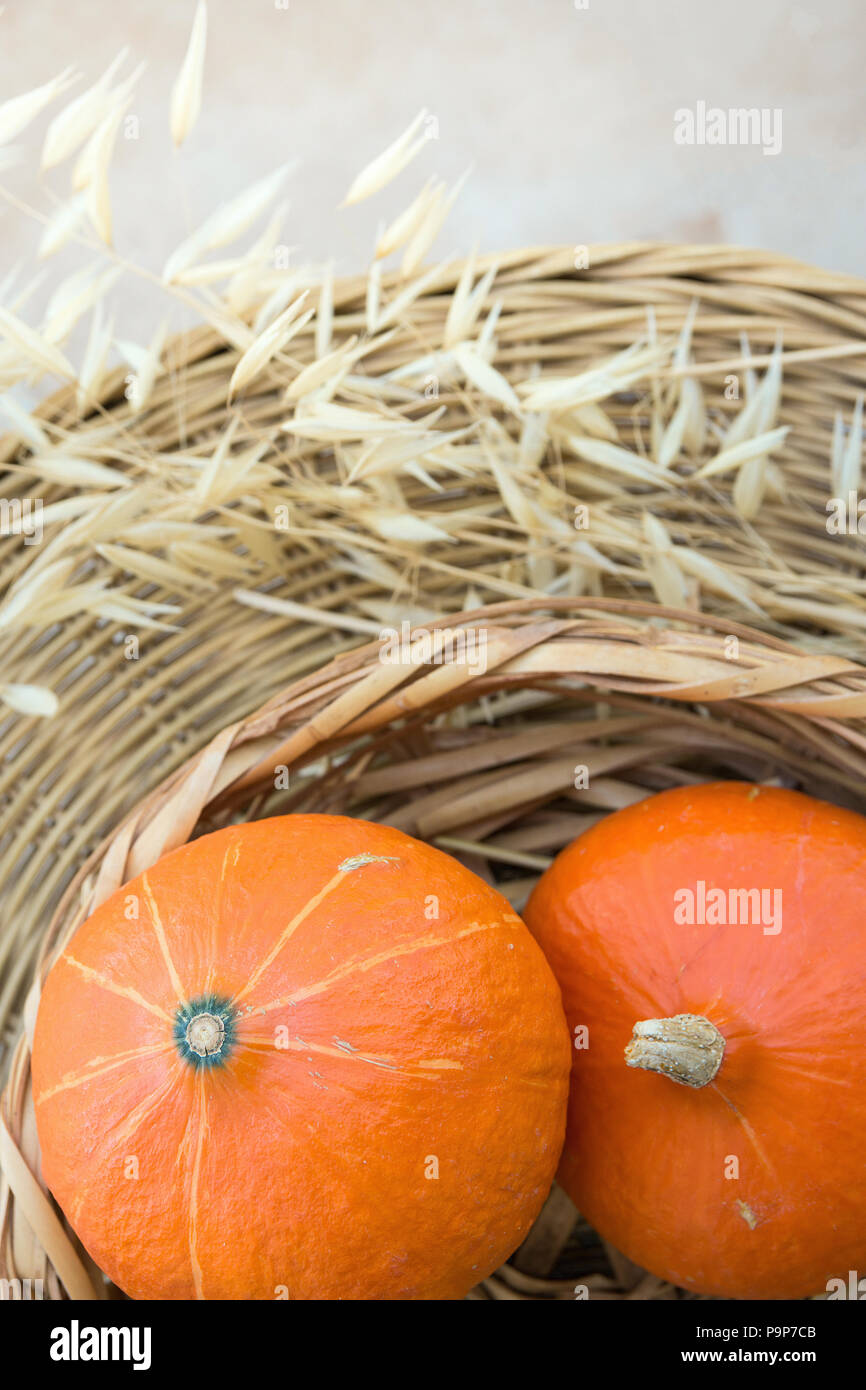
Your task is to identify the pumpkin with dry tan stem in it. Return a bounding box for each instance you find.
[33,815,571,1300]
[524,781,866,1300]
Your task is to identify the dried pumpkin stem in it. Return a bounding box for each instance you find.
[624,1013,725,1088]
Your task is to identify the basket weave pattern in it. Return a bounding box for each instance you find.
[4,596,866,1298]
[3,242,866,1298]
[2,244,866,1055]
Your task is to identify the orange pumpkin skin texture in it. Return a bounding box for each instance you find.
[523,782,866,1300]
[33,815,570,1301]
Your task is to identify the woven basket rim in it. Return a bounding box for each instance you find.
[36,593,866,954]
[4,594,866,1298]
[4,233,866,1300]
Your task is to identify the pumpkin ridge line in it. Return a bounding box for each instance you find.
[61,953,173,1023]
[240,1031,455,1079]
[254,918,517,1015]
[35,1041,174,1104]
[232,866,348,1006]
[142,871,187,1005]
[105,1067,184,1157]
[243,1029,560,1093]
[57,1065,183,1239]
[187,1076,208,1301]
[711,1084,778,1180]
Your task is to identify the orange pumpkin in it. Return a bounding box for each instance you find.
[524,781,866,1299]
[33,815,570,1300]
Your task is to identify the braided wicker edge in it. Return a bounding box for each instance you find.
[4,594,866,1298]
[3,236,866,1129]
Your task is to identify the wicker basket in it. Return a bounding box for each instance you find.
[3,595,866,1300]
[2,242,866,1299]
[3,243,866,1055]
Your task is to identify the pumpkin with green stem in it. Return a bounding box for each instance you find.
[33,815,571,1300]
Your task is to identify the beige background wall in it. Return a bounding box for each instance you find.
[0,0,863,342]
